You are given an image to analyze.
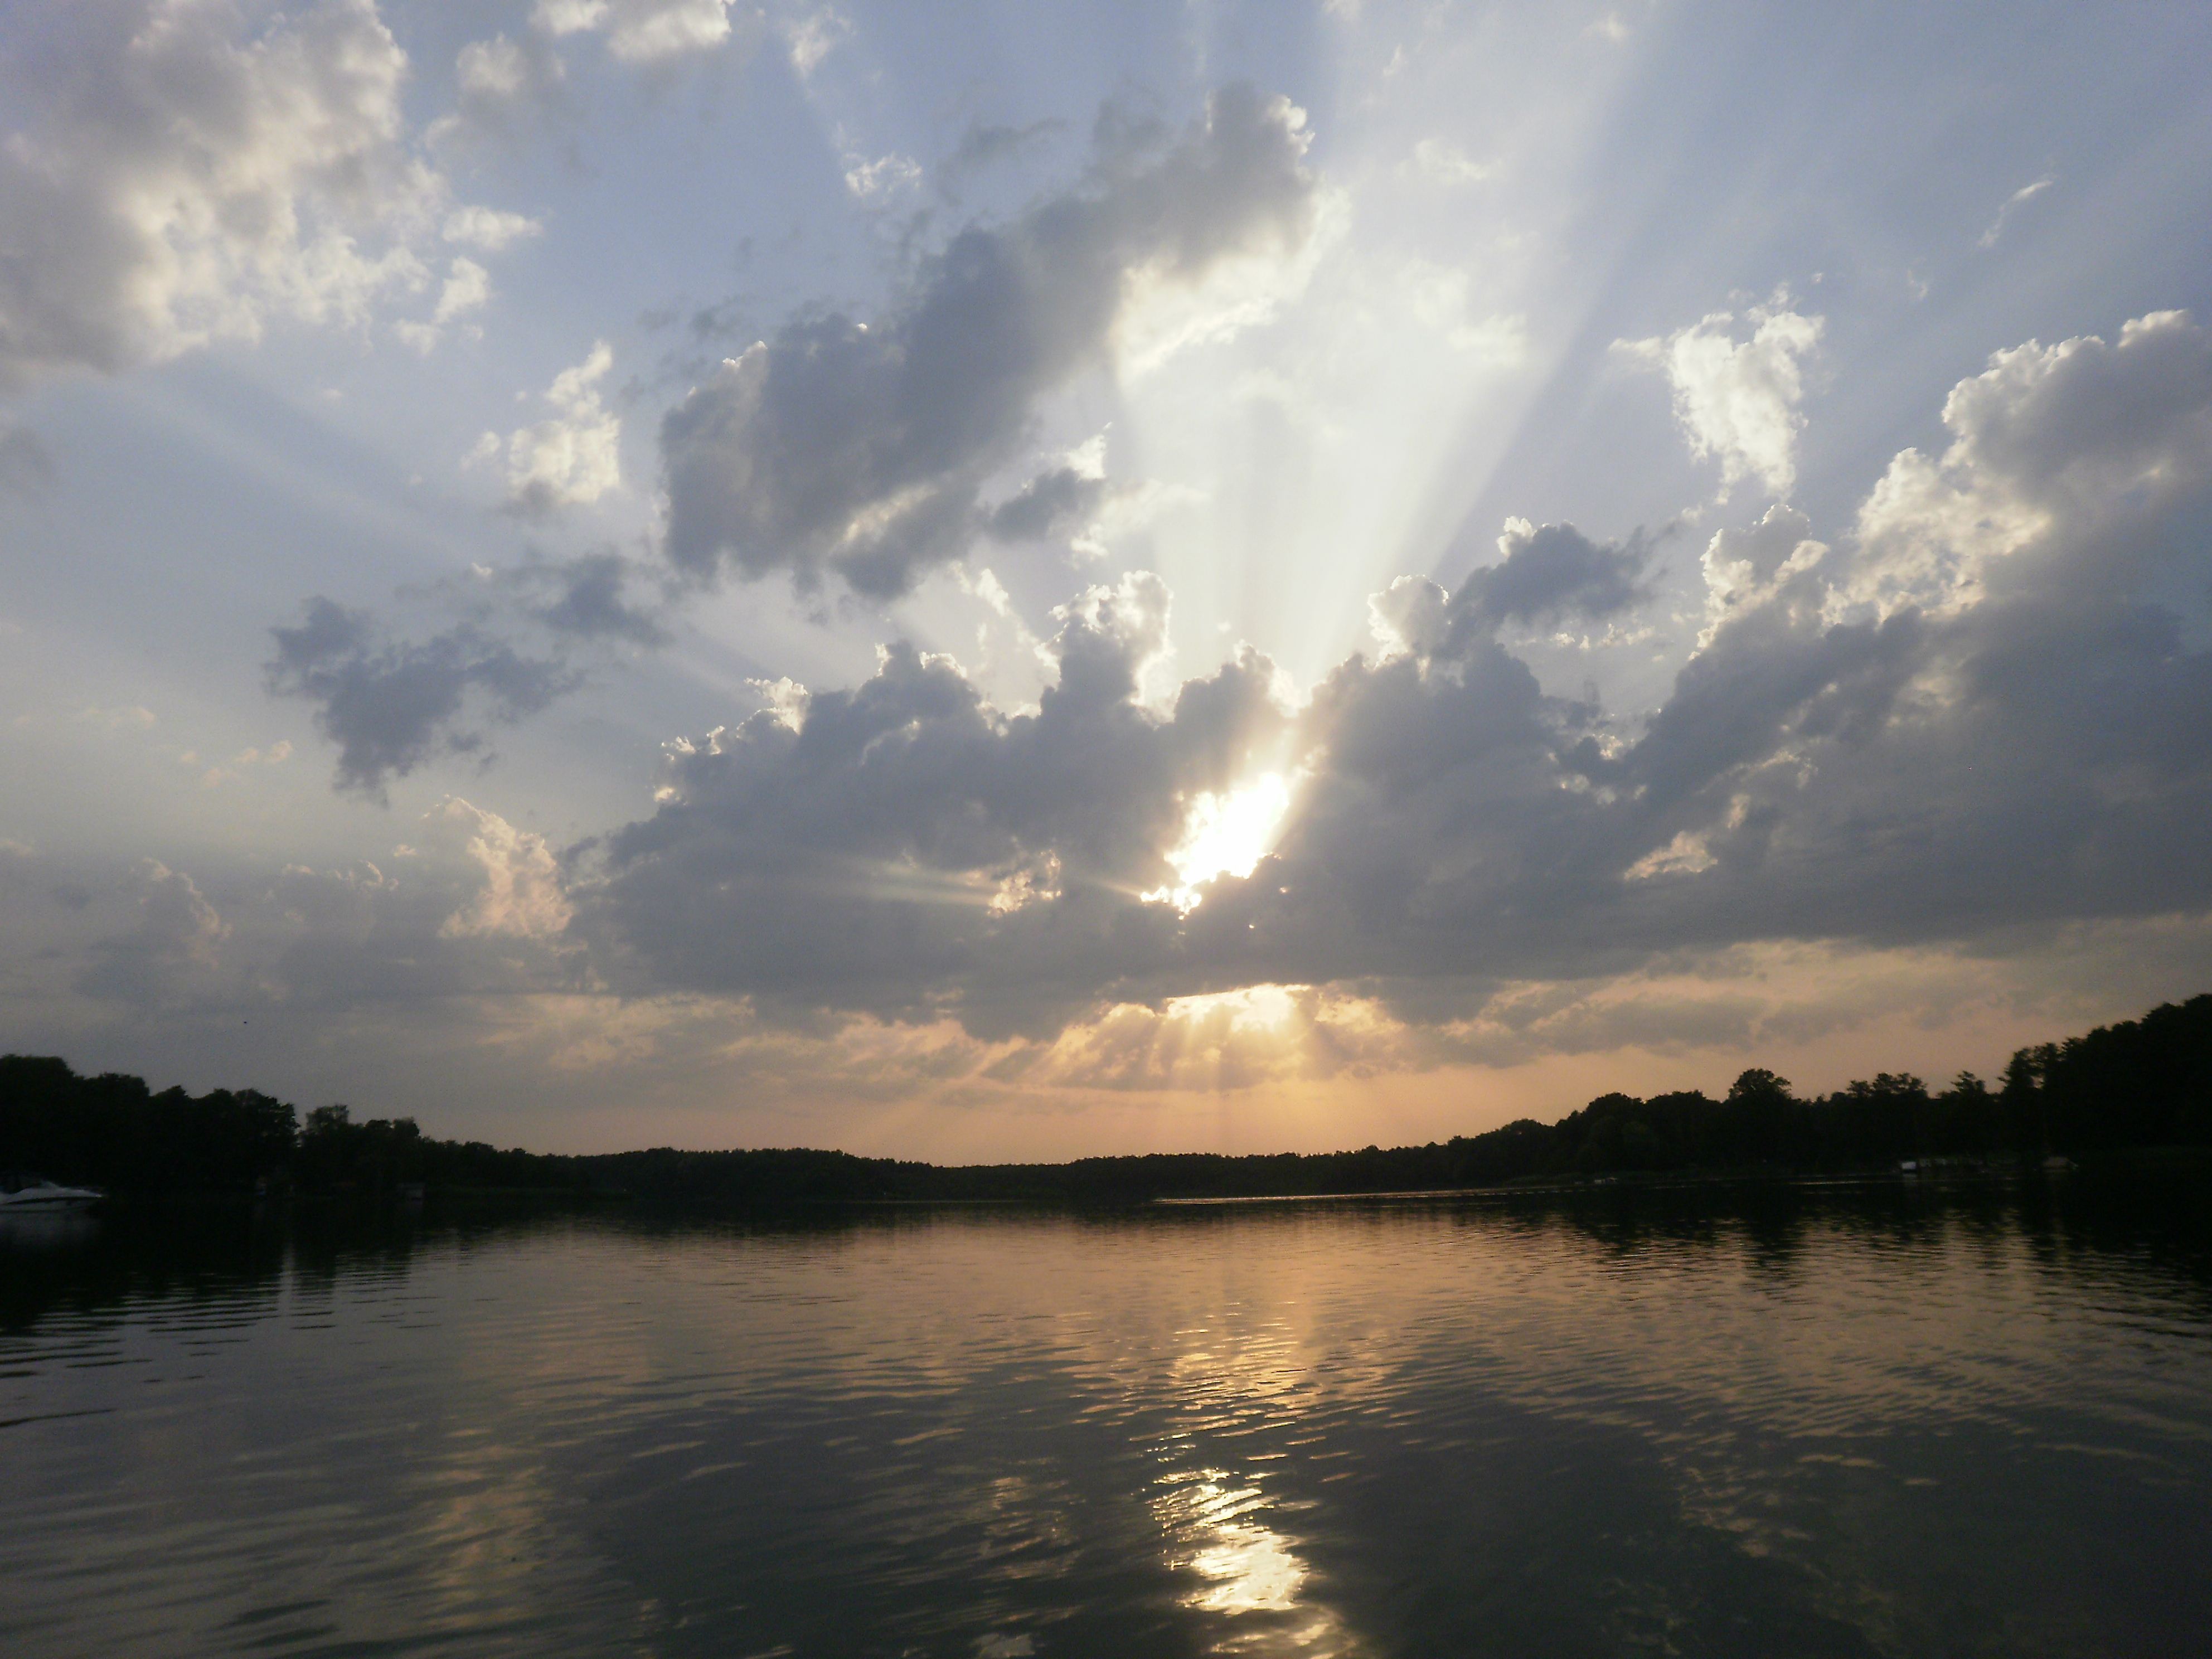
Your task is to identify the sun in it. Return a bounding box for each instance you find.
[1146,772,1294,913]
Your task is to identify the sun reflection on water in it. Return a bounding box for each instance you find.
[1146,1317,1369,1656]
[1154,1464,1360,1653]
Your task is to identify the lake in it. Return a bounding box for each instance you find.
[3,1180,2209,1657]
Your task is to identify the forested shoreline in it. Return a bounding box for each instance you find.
[5,994,2209,1206]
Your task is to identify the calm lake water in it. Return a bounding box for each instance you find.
[3,1181,2209,1658]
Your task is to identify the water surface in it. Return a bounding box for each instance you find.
[4,1181,2209,1657]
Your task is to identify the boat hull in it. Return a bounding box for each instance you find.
[0,1189,103,1210]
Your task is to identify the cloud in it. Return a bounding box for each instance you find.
[942,119,1065,183]
[429,30,571,153]
[1457,518,1655,632]
[517,550,670,644]
[573,570,1291,1032]
[442,206,544,251]
[775,6,850,77]
[428,798,573,940]
[570,310,2212,1044]
[77,858,227,1005]
[1408,138,1495,186]
[983,434,1114,544]
[1845,309,2212,620]
[1697,503,1825,642]
[1979,176,2055,249]
[501,342,623,517]
[0,0,512,390]
[0,420,55,494]
[197,738,295,789]
[393,256,492,352]
[657,84,1317,596]
[266,598,580,797]
[37,813,586,1027]
[1619,297,1824,499]
[434,258,491,324]
[986,465,1109,544]
[1364,520,1653,662]
[842,152,922,203]
[265,548,666,794]
[535,0,739,62]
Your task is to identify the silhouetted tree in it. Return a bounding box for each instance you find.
[6,991,2210,1203]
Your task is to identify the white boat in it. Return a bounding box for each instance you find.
[0,1171,103,1209]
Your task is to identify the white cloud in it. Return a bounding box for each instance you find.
[433,258,491,324]
[502,341,623,516]
[1624,829,1716,881]
[442,206,543,251]
[842,152,923,202]
[0,0,515,390]
[1408,138,1495,186]
[459,30,532,96]
[534,0,739,62]
[1619,297,1824,499]
[778,6,851,77]
[1698,503,1827,642]
[1113,156,1334,379]
[1398,261,1526,360]
[1844,309,2212,619]
[394,256,492,352]
[429,798,573,941]
[1978,176,2055,249]
[1367,575,1449,661]
[532,0,605,33]
[429,30,570,153]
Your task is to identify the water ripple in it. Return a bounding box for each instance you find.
[1,1191,2208,1656]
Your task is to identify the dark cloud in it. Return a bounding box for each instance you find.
[1457,520,1656,632]
[578,311,2212,1036]
[0,419,54,494]
[270,550,670,794]
[943,118,1066,178]
[77,859,226,1006]
[658,84,1316,596]
[522,552,671,646]
[267,599,579,799]
[985,465,1108,542]
[574,574,1289,1034]
[1364,522,1653,663]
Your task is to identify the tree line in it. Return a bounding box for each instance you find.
[4,992,2208,1204]
[0,1061,583,1199]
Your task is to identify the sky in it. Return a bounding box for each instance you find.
[3,0,2211,1159]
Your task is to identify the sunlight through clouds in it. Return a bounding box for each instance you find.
[1146,772,1294,913]
[2,0,2209,1153]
